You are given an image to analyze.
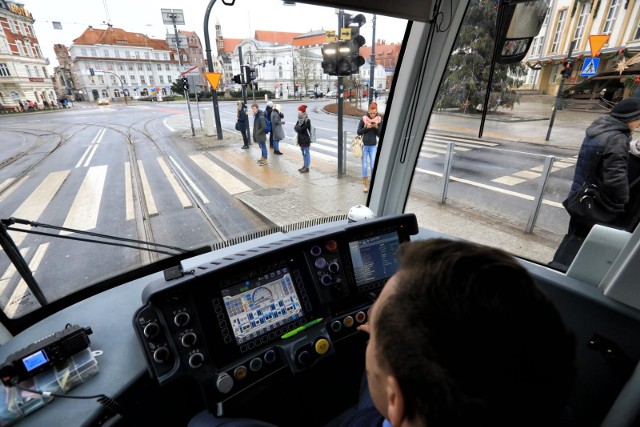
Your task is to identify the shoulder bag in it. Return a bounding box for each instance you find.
[562,182,625,228]
[350,135,364,158]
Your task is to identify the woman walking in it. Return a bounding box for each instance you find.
[356,102,382,192]
[294,104,311,173]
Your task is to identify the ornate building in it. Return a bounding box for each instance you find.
[0,0,56,110]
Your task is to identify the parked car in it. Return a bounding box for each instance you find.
[325,90,337,98]
[96,98,109,105]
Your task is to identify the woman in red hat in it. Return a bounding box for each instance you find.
[294,105,311,173]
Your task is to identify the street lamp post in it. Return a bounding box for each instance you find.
[97,70,127,105]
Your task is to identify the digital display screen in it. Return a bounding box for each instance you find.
[22,350,49,372]
[222,266,304,345]
[349,231,400,287]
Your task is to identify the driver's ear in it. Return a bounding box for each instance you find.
[385,375,406,427]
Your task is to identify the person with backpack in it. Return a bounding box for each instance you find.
[251,103,269,166]
[294,104,311,173]
[357,102,383,192]
[271,104,285,155]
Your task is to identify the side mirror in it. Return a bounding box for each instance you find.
[495,0,549,64]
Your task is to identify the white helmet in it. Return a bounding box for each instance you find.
[347,205,376,223]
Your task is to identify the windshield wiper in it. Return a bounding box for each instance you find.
[1,217,188,256]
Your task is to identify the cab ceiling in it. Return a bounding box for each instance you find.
[292,0,436,22]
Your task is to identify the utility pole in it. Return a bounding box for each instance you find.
[162,8,195,136]
[368,14,376,107]
[238,46,250,143]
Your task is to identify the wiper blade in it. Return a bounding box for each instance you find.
[1,217,188,256]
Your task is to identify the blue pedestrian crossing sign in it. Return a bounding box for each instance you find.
[581,58,599,77]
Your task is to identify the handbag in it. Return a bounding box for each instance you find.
[562,182,624,227]
[350,135,364,158]
[293,134,299,146]
[235,121,241,131]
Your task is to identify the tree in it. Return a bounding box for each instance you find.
[294,47,318,95]
[435,0,526,112]
[171,80,186,96]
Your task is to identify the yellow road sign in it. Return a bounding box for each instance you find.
[340,27,352,40]
[325,30,337,42]
[589,35,610,56]
[205,72,222,90]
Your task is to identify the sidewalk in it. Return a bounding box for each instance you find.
[171,95,602,265]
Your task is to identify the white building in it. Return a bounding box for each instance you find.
[0,1,56,110]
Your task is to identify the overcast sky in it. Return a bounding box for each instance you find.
[29,0,407,73]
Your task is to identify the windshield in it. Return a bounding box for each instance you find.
[1,0,638,321]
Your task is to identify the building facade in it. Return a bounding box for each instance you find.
[0,0,56,110]
[61,25,183,101]
[522,0,640,100]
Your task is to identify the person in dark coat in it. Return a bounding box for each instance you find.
[236,101,250,149]
[293,104,311,173]
[251,103,268,166]
[270,103,285,155]
[550,97,640,271]
[265,101,274,149]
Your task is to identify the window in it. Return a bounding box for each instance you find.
[146,64,152,71]
[550,9,566,53]
[115,50,121,58]
[140,76,146,84]
[128,64,134,71]
[8,20,16,33]
[157,64,162,71]
[149,76,155,85]
[159,75,164,83]
[81,48,87,56]
[126,51,131,58]
[91,49,97,56]
[16,40,24,56]
[603,0,620,34]
[135,52,140,59]
[35,45,42,58]
[166,64,170,70]
[573,2,590,48]
[120,75,126,84]
[25,65,31,76]
[42,67,48,78]
[167,75,172,83]
[138,64,143,70]
[154,53,159,60]
[130,75,136,82]
[0,63,10,77]
[144,52,149,59]
[104,49,110,57]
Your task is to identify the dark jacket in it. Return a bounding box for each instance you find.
[568,115,631,205]
[294,118,311,147]
[252,110,267,143]
[236,105,248,132]
[357,115,382,146]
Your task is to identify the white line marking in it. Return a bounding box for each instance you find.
[163,119,175,132]
[190,154,251,195]
[157,157,192,208]
[125,162,134,220]
[491,176,526,186]
[62,165,108,234]
[75,128,105,168]
[513,170,541,179]
[9,171,69,246]
[137,160,158,216]
[5,243,48,318]
[169,157,210,204]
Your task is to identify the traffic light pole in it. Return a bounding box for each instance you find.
[368,14,376,107]
[238,47,250,144]
[546,41,575,141]
[203,0,224,140]
[337,10,345,178]
[172,15,195,137]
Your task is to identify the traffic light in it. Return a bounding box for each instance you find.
[321,38,366,76]
[560,59,573,79]
[243,66,257,85]
[233,74,243,84]
[322,13,366,76]
[181,76,189,91]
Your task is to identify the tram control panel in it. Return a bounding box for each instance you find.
[133,214,418,412]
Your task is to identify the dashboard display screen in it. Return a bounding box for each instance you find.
[22,349,49,372]
[222,266,304,345]
[348,231,400,287]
